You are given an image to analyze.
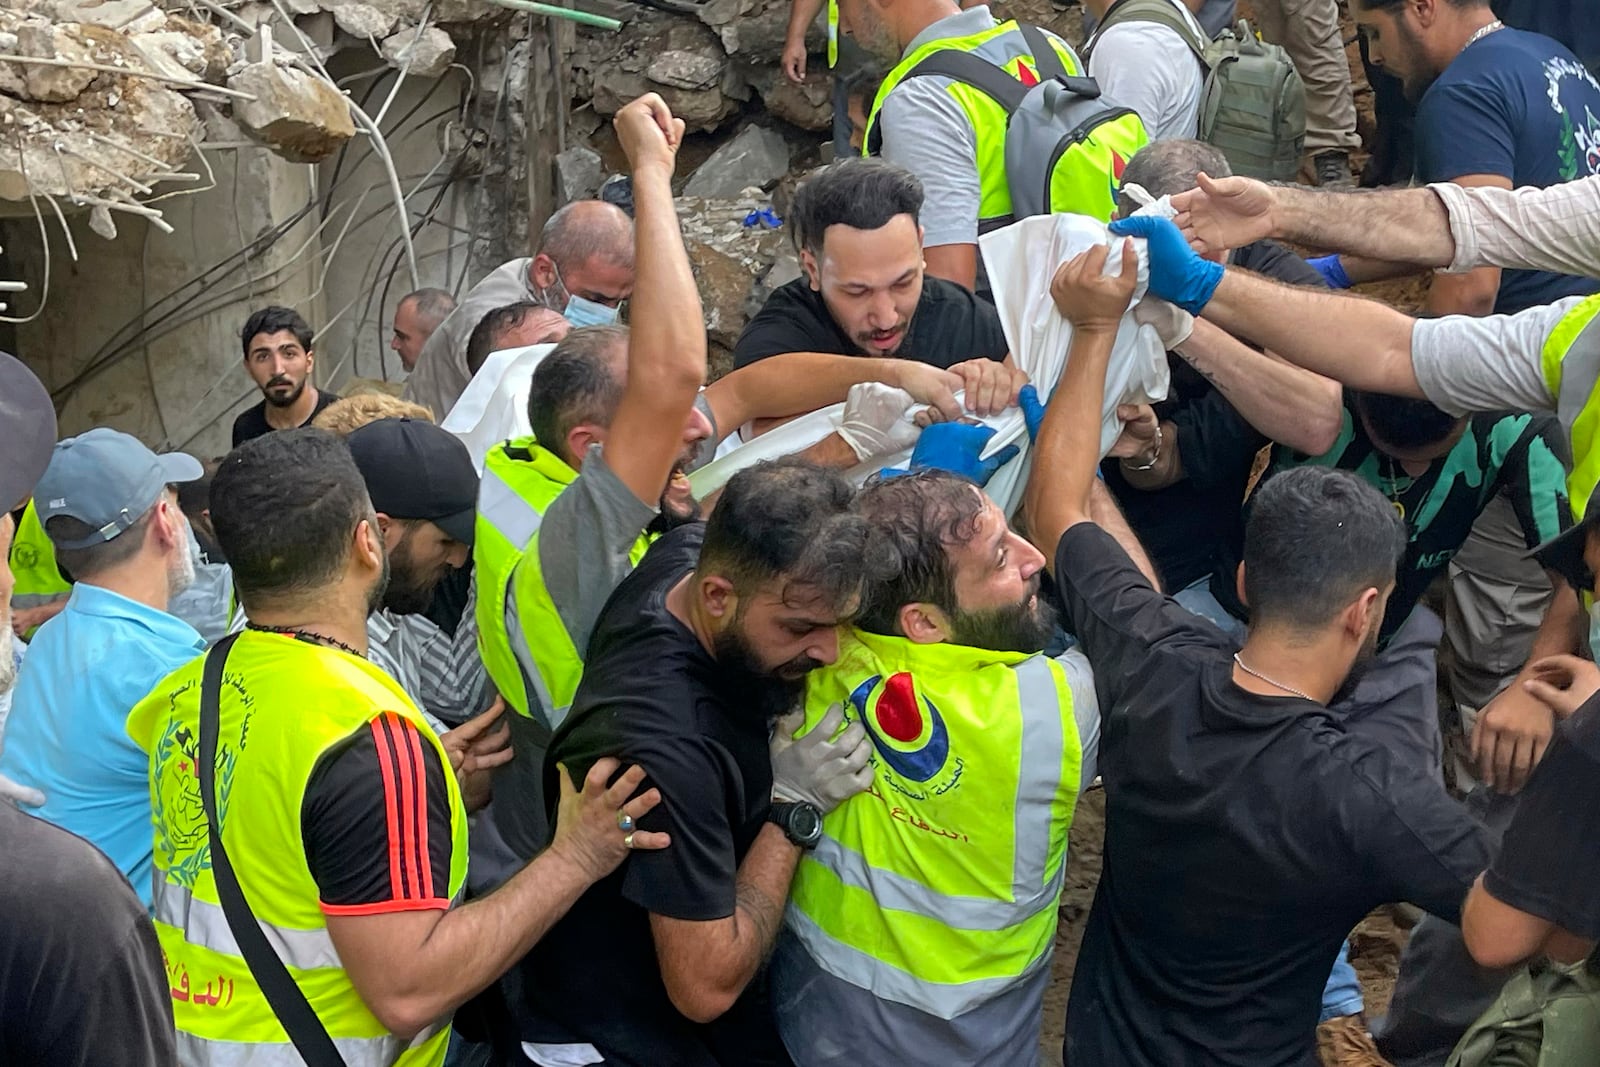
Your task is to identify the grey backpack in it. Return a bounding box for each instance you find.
[1085,1,1306,182]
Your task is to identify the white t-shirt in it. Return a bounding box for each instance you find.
[1087,0,1206,141]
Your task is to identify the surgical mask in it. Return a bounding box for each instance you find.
[550,263,621,328]
[1588,600,1600,661]
[563,293,621,328]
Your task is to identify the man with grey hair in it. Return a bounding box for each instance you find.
[405,199,635,417]
[391,286,457,374]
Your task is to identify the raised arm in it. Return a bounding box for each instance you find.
[1023,241,1139,565]
[600,94,707,508]
[1170,173,1456,265]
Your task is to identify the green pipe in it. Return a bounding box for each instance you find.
[484,0,623,30]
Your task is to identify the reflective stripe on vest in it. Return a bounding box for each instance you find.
[865,21,1083,230]
[473,439,574,718]
[1542,293,1600,521]
[130,632,466,1067]
[174,1021,445,1067]
[787,635,1081,1021]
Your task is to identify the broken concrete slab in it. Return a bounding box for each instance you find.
[555,145,603,205]
[228,60,356,163]
[16,22,98,103]
[646,49,723,92]
[380,24,455,78]
[330,1,397,41]
[684,124,790,199]
[755,73,832,132]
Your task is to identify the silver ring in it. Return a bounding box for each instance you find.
[617,811,635,833]
[624,831,636,850]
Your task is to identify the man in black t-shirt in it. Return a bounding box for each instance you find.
[734,159,1025,419]
[1023,243,1488,1067]
[231,305,339,447]
[513,460,893,1066]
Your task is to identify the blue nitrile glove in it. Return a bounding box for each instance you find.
[1106,215,1224,314]
[1307,254,1353,289]
[1018,384,1045,442]
[880,422,1020,487]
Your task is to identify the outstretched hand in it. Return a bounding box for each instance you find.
[1051,240,1139,332]
[885,421,1019,487]
[1106,216,1223,315]
[1170,172,1279,257]
[550,758,670,883]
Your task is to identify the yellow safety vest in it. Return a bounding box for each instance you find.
[865,20,1146,230]
[787,629,1082,1022]
[1544,293,1600,523]
[474,438,650,727]
[8,498,70,620]
[129,631,468,1067]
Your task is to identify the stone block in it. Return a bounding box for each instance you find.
[16,22,97,103]
[555,145,603,205]
[755,73,832,132]
[228,61,356,163]
[380,24,455,78]
[646,49,723,92]
[330,0,396,40]
[686,236,762,350]
[683,124,790,199]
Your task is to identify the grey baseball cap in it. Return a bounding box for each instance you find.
[0,352,56,513]
[33,428,203,550]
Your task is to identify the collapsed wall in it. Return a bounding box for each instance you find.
[0,0,1082,454]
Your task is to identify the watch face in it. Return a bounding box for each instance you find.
[792,805,822,841]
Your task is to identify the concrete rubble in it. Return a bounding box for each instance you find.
[683,123,791,199]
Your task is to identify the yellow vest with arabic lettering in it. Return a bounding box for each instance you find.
[787,628,1081,1021]
[128,631,468,1067]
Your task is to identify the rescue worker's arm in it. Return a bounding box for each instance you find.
[1425,175,1513,319]
[703,353,964,435]
[1173,172,1600,281]
[326,758,667,1039]
[1023,241,1139,563]
[949,354,1029,418]
[781,0,823,83]
[1171,319,1343,456]
[651,824,801,1023]
[923,244,979,292]
[1461,875,1568,969]
[1087,478,1161,589]
[598,94,708,511]
[1170,172,1456,265]
[11,596,65,637]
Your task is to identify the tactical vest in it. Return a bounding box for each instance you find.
[129,631,468,1067]
[786,629,1082,1026]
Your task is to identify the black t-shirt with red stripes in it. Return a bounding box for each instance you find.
[301,710,453,913]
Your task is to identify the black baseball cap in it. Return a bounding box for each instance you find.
[1529,509,1599,594]
[346,418,478,545]
[1,352,57,513]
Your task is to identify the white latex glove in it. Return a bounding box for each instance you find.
[0,773,45,809]
[770,703,873,814]
[835,383,924,462]
[1132,296,1194,351]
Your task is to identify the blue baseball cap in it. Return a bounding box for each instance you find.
[33,428,203,550]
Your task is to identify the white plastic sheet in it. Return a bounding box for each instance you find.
[689,212,1169,514]
[439,343,558,472]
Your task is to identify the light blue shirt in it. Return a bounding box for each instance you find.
[0,583,204,907]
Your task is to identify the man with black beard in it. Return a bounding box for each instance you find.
[768,469,1101,1066]
[507,459,891,1067]
[344,417,510,812]
[231,306,340,447]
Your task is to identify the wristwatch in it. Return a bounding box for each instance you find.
[768,801,824,850]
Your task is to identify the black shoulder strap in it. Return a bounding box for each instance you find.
[199,632,348,1067]
[1018,23,1066,81]
[897,47,1030,112]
